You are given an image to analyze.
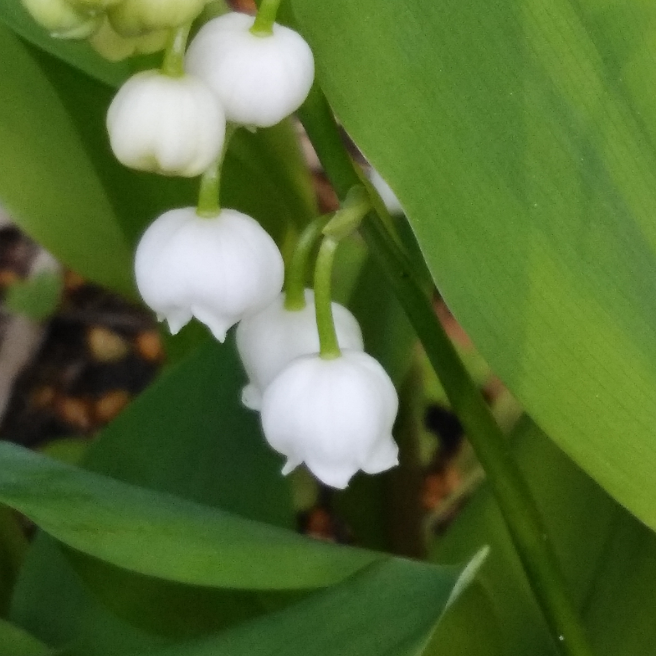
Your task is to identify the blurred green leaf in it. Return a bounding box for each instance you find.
[4,272,63,321]
[0,0,129,86]
[0,506,27,617]
[0,25,133,296]
[291,0,656,530]
[0,617,50,656]
[121,556,483,656]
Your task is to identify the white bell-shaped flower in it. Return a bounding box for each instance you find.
[135,207,284,341]
[185,12,314,128]
[236,289,364,411]
[368,168,404,215]
[21,0,102,39]
[107,70,226,177]
[108,0,207,36]
[261,350,399,489]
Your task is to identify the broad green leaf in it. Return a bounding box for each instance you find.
[0,25,132,296]
[0,617,50,656]
[121,556,483,656]
[291,0,656,529]
[0,441,379,590]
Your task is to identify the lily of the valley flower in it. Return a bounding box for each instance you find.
[185,12,314,128]
[90,18,167,61]
[21,0,102,39]
[135,207,284,341]
[108,0,207,36]
[368,168,404,215]
[260,350,399,489]
[107,70,226,177]
[236,289,364,411]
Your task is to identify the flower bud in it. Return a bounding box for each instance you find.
[107,70,226,177]
[21,0,102,39]
[67,0,122,9]
[108,0,207,36]
[236,289,364,411]
[90,19,167,61]
[261,350,399,489]
[186,12,314,128]
[135,207,284,341]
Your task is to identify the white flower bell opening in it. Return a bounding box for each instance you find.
[107,70,226,177]
[261,350,399,489]
[185,12,314,128]
[236,289,364,411]
[135,207,284,341]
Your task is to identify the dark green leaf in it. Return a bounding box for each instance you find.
[0,617,50,656]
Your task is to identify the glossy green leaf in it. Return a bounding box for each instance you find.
[121,556,482,656]
[0,618,50,656]
[0,25,133,296]
[0,441,380,590]
[291,0,656,529]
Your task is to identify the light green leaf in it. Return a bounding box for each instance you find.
[0,617,50,656]
[291,0,656,529]
[0,441,379,590]
[121,556,481,656]
[0,25,133,296]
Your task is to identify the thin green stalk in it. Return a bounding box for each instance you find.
[161,24,192,78]
[314,236,340,359]
[298,86,594,656]
[196,124,237,217]
[284,214,331,310]
[251,0,282,35]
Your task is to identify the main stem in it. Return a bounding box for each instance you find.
[298,86,593,656]
[314,236,340,359]
[197,124,237,217]
[284,214,330,310]
[251,0,282,35]
[161,23,191,78]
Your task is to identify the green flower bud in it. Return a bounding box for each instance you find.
[89,18,167,61]
[107,0,207,36]
[67,0,123,9]
[21,0,102,39]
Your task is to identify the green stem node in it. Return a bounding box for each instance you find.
[322,185,371,240]
[161,23,192,78]
[284,214,331,311]
[196,124,237,218]
[314,236,340,359]
[250,0,281,36]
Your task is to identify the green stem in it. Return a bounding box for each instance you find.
[284,214,331,310]
[298,86,594,656]
[250,0,282,35]
[161,23,192,77]
[196,124,237,217]
[314,236,340,359]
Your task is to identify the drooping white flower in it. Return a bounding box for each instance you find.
[186,12,314,128]
[107,70,226,177]
[236,289,364,411]
[368,168,404,215]
[108,0,207,36]
[135,207,284,341]
[261,350,399,489]
[21,0,102,39]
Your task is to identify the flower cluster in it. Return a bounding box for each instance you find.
[25,1,399,489]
